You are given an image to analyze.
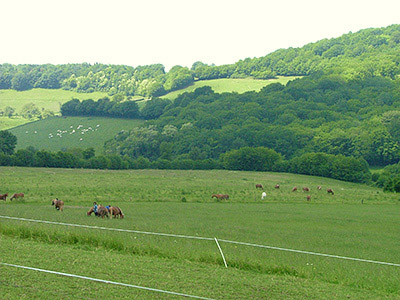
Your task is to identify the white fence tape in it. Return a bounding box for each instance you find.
[1,215,399,268]
[0,262,214,300]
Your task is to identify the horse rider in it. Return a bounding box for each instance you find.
[93,202,98,216]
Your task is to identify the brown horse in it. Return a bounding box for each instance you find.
[87,206,95,216]
[10,193,24,201]
[0,193,8,201]
[97,206,109,218]
[327,188,334,195]
[212,194,229,200]
[255,184,264,189]
[108,206,124,219]
[51,198,64,211]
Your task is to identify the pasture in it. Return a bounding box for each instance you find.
[0,88,108,130]
[9,117,144,154]
[0,167,399,299]
[158,76,300,100]
[0,88,108,112]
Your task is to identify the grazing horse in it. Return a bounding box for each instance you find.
[302,187,310,192]
[97,205,109,218]
[0,193,8,201]
[292,187,297,192]
[108,206,124,219]
[212,194,229,200]
[327,188,334,195]
[274,184,280,189]
[10,193,24,201]
[87,206,95,216]
[51,198,64,211]
[255,184,264,189]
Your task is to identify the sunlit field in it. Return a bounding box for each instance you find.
[0,167,399,299]
[9,117,144,154]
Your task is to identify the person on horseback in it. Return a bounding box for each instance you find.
[93,202,98,216]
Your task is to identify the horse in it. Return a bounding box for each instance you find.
[108,206,124,219]
[51,198,64,211]
[97,205,109,218]
[302,187,310,192]
[255,184,264,189]
[212,194,229,200]
[10,193,24,201]
[327,188,334,195]
[87,206,95,216]
[0,193,8,201]
[292,187,297,192]
[274,184,280,189]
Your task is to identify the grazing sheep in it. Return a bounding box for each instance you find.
[292,187,297,192]
[274,184,280,189]
[261,192,267,200]
[327,188,334,195]
[306,195,311,201]
[302,187,310,192]
[255,184,264,189]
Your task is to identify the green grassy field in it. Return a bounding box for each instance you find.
[0,88,108,112]
[9,117,144,154]
[0,167,399,299]
[158,76,300,100]
[0,88,109,130]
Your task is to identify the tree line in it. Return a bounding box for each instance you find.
[0,130,371,183]
[1,25,400,97]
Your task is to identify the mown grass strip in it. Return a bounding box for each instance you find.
[0,262,214,300]
[2,215,399,268]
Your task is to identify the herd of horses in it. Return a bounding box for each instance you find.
[49,198,124,219]
[212,184,335,202]
[86,205,124,219]
[0,193,24,201]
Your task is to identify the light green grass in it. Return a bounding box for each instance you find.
[0,167,400,297]
[0,88,109,129]
[0,116,29,130]
[9,117,144,154]
[2,235,393,300]
[159,76,300,100]
[0,88,108,112]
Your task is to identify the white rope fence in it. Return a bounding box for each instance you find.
[0,262,214,300]
[1,215,399,268]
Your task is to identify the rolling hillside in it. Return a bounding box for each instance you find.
[159,76,299,100]
[9,116,144,154]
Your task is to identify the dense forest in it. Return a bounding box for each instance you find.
[1,25,400,97]
[97,74,400,168]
